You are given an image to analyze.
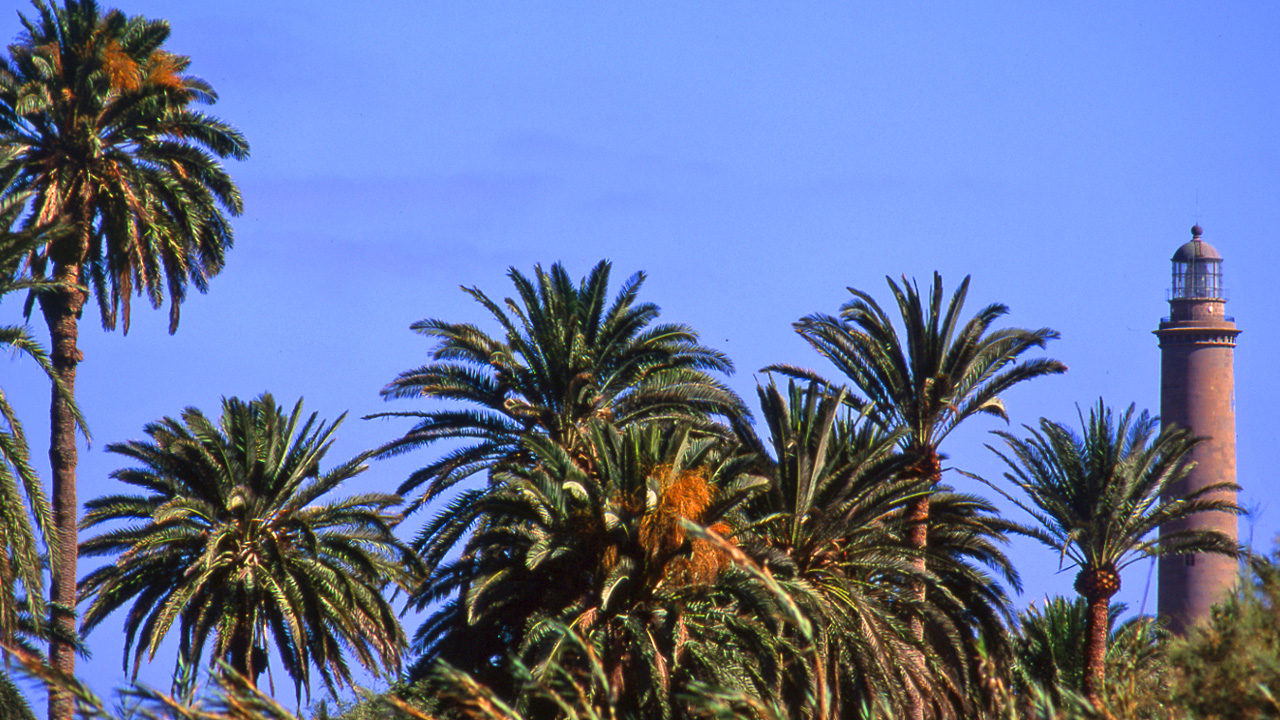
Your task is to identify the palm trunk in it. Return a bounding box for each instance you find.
[907,494,931,595]
[904,450,940,720]
[1082,595,1109,708]
[905,492,931,720]
[40,261,85,720]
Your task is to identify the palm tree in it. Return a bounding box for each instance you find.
[740,378,921,718]
[407,419,782,718]
[1013,597,1168,713]
[741,379,1022,719]
[371,260,748,514]
[775,273,1064,561]
[982,401,1241,706]
[772,273,1064,718]
[77,394,416,702]
[0,3,248,711]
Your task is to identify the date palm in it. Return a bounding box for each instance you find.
[1013,597,1167,711]
[408,420,778,717]
[776,273,1064,558]
[773,273,1064,718]
[740,378,920,718]
[78,394,416,702]
[0,3,248,711]
[372,260,748,514]
[982,402,1241,706]
[743,379,1021,718]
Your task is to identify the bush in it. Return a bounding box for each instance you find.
[1167,549,1280,719]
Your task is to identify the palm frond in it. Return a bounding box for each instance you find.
[79,394,418,700]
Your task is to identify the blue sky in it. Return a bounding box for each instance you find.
[4,0,1279,708]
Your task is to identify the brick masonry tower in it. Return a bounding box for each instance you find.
[1156,225,1241,635]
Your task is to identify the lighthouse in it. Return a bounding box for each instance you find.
[1156,225,1241,635]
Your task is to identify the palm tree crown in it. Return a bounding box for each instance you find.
[373,259,748,513]
[0,0,249,332]
[78,394,416,702]
[780,273,1065,473]
[407,418,789,718]
[982,401,1241,704]
[986,402,1241,595]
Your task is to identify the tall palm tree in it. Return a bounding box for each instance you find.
[772,273,1064,718]
[78,394,416,702]
[372,260,748,514]
[982,402,1241,706]
[0,4,248,712]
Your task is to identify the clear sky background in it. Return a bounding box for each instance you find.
[4,0,1279,710]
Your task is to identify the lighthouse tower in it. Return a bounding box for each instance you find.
[1156,225,1241,635]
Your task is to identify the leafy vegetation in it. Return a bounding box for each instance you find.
[371,260,748,515]
[0,2,248,716]
[0,3,1267,719]
[1167,549,1280,719]
[982,401,1241,705]
[78,395,417,703]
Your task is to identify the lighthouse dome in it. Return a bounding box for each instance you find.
[1169,226,1224,301]
[1172,239,1222,263]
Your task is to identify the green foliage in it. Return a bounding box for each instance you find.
[984,400,1241,706]
[0,189,58,644]
[0,671,38,720]
[372,260,748,514]
[1014,597,1170,716]
[403,622,793,720]
[0,0,250,332]
[984,402,1242,583]
[6,644,315,720]
[739,377,922,716]
[1168,549,1280,719]
[774,272,1066,462]
[407,419,792,718]
[1015,597,1106,702]
[78,395,418,702]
